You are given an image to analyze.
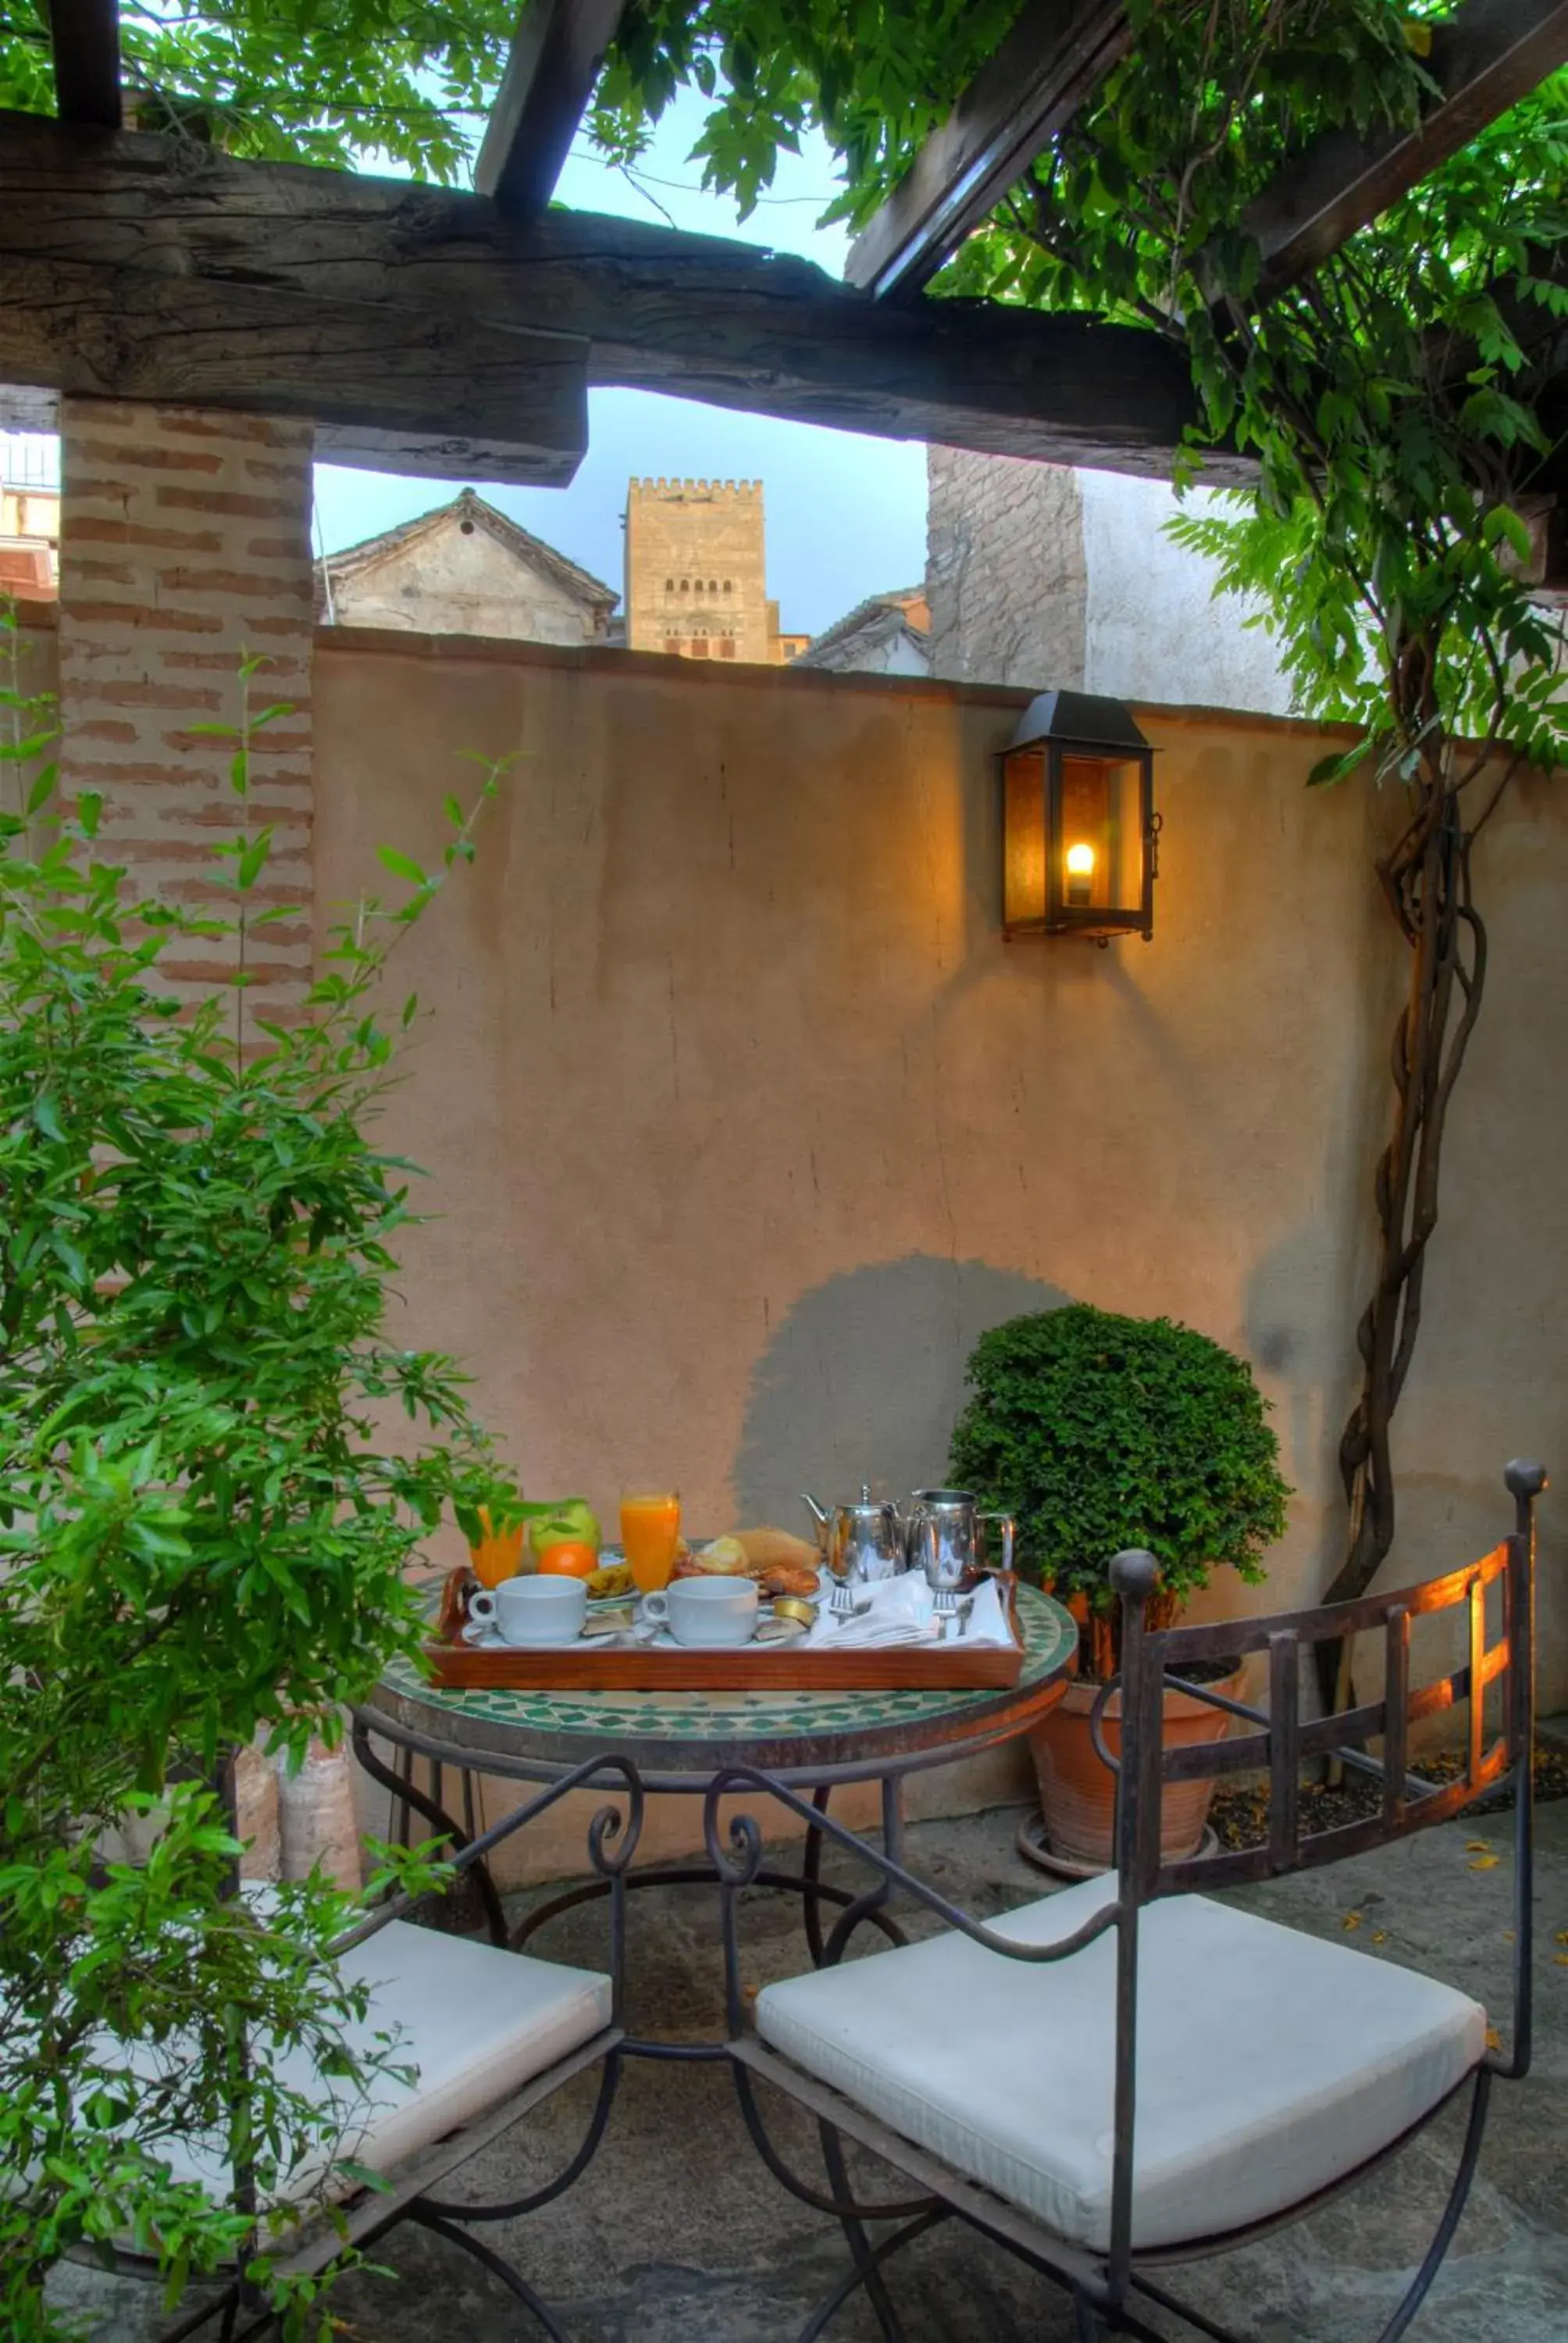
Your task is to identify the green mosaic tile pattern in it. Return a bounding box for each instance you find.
[376,1583,1076,1747]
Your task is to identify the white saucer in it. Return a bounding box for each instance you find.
[467,1627,618,1653]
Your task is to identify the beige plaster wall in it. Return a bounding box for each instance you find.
[313,631,1568,1789]
[21,604,1564,1871]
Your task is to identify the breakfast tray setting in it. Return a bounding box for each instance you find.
[422,1564,1028,1693]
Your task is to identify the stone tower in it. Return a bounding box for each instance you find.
[624,476,793,664]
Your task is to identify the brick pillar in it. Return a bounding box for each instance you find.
[55,400,355,1885]
[56,398,315,1011]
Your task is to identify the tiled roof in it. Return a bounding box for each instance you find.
[793,587,929,670]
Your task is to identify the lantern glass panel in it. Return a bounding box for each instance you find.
[1059,752,1142,914]
[1003,745,1047,930]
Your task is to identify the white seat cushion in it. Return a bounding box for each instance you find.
[754,1878,1485,2251]
[162,1920,613,2209]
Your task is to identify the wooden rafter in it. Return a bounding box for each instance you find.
[845,1,1131,300]
[475,0,626,213]
[1246,0,1568,298]
[47,0,122,130]
[0,112,1220,484]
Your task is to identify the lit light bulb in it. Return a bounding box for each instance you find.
[1065,841,1095,906]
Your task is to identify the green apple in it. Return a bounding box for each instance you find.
[528,1499,601,1560]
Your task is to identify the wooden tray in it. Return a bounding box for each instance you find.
[421,1571,1025,1692]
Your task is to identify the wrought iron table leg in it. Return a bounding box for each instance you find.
[351,1717,508,1945]
[796,2209,946,2343]
[408,2205,572,2342]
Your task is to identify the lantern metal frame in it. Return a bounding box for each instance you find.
[999,689,1159,943]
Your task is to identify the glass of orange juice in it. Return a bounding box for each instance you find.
[469,1506,526,1590]
[621,1490,681,1593]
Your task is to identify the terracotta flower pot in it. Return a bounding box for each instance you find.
[1027,1664,1244,1872]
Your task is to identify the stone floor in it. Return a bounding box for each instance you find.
[52,1801,1567,2343]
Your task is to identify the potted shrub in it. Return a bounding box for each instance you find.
[950,1303,1291,1870]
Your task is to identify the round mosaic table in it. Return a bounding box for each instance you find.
[360,1580,1075,1791]
[352,1584,1077,2052]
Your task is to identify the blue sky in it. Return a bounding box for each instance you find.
[312,95,930,636]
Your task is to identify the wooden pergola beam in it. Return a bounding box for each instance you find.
[0,251,591,483]
[475,0,626,212]
[47,0,123,130]
[1248,0,1568,298]
[846,1,1131,300]
[0,112,1224,483]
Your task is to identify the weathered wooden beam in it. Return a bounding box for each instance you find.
[0,250,590,484]
[47,0,123,130]
[1249,0,1568,298]
[0,112,1225,482]
[846,1,1131,300]
[0,383,57,434]
[476,0,626,212]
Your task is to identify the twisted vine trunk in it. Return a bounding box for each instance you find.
[1314,723,1488,1716]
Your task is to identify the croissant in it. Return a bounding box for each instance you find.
[752,1560,821,1601]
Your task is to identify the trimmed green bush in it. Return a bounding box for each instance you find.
[949,1303,1290,1622]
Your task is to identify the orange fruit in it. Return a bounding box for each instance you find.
[536,1541,599,1580]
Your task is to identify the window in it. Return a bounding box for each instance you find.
[722,580,732,594]
[679,579,690,594]
[665,577,674,592]
[718,639,736,659]
[709,579,718,594]
[690,638,710,658]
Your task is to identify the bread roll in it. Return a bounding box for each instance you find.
[734,1525,821,1574]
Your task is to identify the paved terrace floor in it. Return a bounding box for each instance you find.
[55,1800,1567,2343]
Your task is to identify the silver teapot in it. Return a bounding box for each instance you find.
[907,1488,1015,1614]
[801,1485,906,1587]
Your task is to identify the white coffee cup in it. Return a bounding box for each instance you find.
[466,1574,586,1647]
[640,1575,758,1649]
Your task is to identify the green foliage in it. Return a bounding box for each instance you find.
[600,2,1568,790]
[0,0,514,178]
[593,0,1021,219]
[0,608,515,2338]
[948,1305,1290,1616]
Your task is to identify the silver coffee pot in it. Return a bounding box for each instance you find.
[907,1488,1016,1615]
[801,1485,906,1587]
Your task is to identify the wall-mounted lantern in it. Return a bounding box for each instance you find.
[1000,690,1159,943]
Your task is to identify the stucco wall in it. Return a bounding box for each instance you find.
[312,632,1567,1727]
[927,451,1294,717]
[1078,471,1293,715]
[927,448,1087,688]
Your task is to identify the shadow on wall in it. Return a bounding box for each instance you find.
[733,1254,1071,1525]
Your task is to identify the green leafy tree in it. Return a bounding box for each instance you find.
[598,1,1568,1696]
[0,1,514,177]
[0,609,515,2338]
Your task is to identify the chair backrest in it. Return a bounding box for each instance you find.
[1109,1459,1544,1907]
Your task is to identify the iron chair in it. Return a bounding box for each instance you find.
[149,1746,647,2343]
[703,1459,1546,2343]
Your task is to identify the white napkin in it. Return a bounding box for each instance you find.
[805,1571,1016,1650]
